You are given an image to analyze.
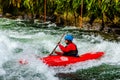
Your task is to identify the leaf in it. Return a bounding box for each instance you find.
[102,4,107,12]
[17,3,20,8]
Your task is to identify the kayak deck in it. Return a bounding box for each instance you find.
[41,52,104,66]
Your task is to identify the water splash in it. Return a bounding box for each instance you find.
[0,18,120,80]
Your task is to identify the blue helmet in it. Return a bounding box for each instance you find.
[64,34,73,41]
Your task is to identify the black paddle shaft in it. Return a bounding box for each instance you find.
[49,33,65,56]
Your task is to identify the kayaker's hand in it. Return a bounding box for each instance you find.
[57,41,60,45]
[55,51,63,55]
[55,51,58,55]
[55,51,58,53]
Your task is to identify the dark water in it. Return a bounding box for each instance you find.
[57,64,120,80]
[0,18,120,80]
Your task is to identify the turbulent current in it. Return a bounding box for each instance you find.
[0,18,120,80]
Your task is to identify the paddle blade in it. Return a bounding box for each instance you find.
[19,59,28,64]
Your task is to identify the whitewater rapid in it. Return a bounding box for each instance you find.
[0,18,120,80]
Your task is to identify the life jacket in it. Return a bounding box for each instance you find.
[59,42,78,57]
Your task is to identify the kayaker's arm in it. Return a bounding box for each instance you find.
[58,44,73,52]
[55,51,63,55]
[49,33,65,56]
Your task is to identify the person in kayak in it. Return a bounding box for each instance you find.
[55,34,78,57]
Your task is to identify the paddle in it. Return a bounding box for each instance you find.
[49,33,65,56]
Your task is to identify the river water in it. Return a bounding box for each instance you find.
[0,18,120,80]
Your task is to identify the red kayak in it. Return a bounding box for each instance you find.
[19,52,104,66]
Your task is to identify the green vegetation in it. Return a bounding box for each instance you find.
[0,0,120,29]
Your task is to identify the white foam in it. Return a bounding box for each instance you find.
[0,69,6,75]
[0,19,120,79]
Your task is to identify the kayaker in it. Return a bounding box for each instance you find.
[55,34,78,57]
